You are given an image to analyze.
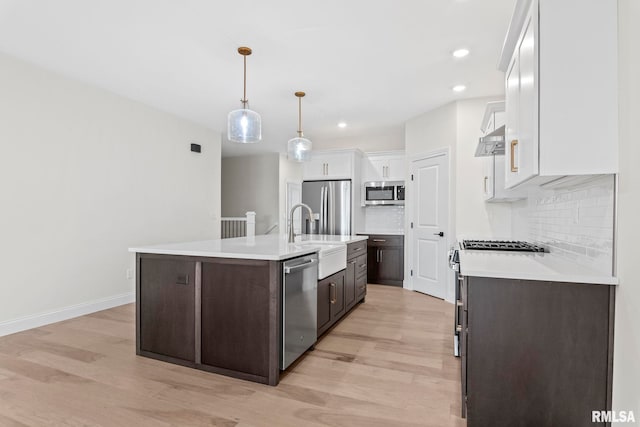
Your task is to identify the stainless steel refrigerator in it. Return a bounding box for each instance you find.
[301,180,351,235]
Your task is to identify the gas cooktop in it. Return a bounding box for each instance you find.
[462,240,546,252]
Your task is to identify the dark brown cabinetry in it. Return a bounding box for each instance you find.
[136,253,281,386]
[365,234,404,287]
[139,256,196,362]
[318,240,367,337]
[317,270,346,337]
[460,276,615,427]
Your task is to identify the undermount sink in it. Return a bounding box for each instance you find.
[295,241,346,279]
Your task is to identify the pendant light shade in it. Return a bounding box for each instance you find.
[287,91,312,162]
[228,47,261,143]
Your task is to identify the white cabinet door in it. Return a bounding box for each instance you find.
[386,157,406,180]
[362,158,385,182]
[362,154,405,182]
[303,153,352,180]
[302,157,328,180]
[482,156,494,201]
[514,7,538,186]
[504,2,538,189]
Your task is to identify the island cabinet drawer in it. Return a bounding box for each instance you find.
[355,254,367,277]
[366,235,403,247]
[347,240,367,259]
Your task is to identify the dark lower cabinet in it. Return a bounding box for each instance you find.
[318,270,345,336]
[139,257,196,362]
[136,253,281,386]
[200,259,273,379]
[365,234,404,287]
[461,276,615,427]
[318,240,368,337]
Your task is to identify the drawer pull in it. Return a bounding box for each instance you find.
[372,239,386,242]
[352,246,363,251]
[358,264,367,268]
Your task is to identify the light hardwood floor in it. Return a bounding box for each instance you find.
[0,285,465,427]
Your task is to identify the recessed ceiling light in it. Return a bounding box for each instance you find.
[452,85,467,92]
[338,122,347,128]
[452,48,470,58]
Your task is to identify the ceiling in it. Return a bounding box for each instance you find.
[0,0,515,157]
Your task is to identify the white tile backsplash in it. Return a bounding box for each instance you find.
[362,205,405,233]
[512,175,615,274]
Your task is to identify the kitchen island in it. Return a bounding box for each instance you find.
[129,234,367,386]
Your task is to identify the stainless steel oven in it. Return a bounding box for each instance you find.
[363,181,405,206]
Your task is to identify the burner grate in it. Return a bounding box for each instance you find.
[462,240,545,252]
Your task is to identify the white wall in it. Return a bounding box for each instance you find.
[404,98,511,297]
[612,0,640,421]
[0,53,221,333]
[278,153,303,234]
[455,98,513,238]
[315,126,404,152]
[221,153,279,235]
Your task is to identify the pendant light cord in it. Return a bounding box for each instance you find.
[242,54,248,107]
[298,96,303,137]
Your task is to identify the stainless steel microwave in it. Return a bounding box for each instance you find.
[363,181,405,206]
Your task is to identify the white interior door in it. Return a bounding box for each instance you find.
[410,153,449,299]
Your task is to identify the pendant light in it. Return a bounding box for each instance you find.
[227,47,262,143]
[287,91,312,162]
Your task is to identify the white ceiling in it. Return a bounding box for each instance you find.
[0,0,515,157]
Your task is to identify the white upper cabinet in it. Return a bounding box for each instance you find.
[480,102,526,202]
[499,0,618,188]
[303,152,353,180]
[362,152,405,182]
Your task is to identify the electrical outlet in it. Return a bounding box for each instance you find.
[126,268,134,280]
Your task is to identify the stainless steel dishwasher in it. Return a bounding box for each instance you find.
[281,253,318,370]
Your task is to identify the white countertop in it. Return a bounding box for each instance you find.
[129,234,367,261]
[458,249,618,285]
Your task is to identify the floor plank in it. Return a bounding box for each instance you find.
[0,284,465,426]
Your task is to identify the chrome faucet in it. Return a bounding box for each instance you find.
[289,203,314,243]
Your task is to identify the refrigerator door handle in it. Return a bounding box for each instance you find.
[328,182,335,233]
[319,186,325,234]
[324,185,329,234]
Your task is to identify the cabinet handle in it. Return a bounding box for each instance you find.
[376,249,380,262]
[483,176,488,193]
[358,264,367,268]
[349,260,357,265]
[456,300,463,307]
[456,325,462,333]
[510,140,519,173]
[330,283,336,304]
[352,246,362,251]
[379,250,383,263]
[384,166,388,178]
[372,239,386,242]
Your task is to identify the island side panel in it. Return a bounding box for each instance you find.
[136,253,198,365]
[200,258,281,385]
[268,260,282,386]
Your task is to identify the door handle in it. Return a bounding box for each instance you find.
[434,232,444,237]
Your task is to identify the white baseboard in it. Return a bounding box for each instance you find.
[0,292,135,337]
